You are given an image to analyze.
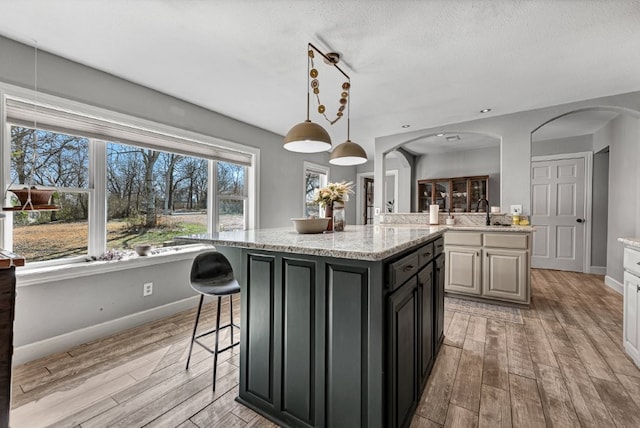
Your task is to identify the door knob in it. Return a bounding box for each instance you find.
[576,218,585,223]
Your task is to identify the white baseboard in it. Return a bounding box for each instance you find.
[604,275,624,295]
[13,295,200,366]
[589,266,607,275]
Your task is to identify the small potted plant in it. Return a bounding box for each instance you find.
[313,181,353,231]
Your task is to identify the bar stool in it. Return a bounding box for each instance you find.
[185,251,240,390]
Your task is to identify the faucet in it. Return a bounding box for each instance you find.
[476,198,490,225]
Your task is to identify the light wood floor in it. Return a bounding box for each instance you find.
[10,269,640,427]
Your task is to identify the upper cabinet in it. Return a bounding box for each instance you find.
[418,175,489,212]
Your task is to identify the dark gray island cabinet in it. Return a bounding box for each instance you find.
[178,225,446,428]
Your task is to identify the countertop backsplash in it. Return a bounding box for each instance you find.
[381,212,526,226]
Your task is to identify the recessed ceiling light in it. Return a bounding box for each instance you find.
[480,108,492,113]
[401,124,411,128]
[436,133,444,137]
[446,135,460,142]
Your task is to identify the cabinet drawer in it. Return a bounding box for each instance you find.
[434,237,444,256]
[483,233,528,249]
[624,247,640,277]
[389,253,420,291]
[417,243,434,267]
[444,232,482,246]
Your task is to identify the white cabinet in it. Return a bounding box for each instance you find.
[623,247,640,368]
[444,246,481,295]
[444,231,531,304]
[483,248,528,302]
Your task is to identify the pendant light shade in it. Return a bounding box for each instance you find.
[330,139,368,165]
[284,120,331,153]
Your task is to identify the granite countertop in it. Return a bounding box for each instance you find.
[178,224,534,261]
[618,237,640,248]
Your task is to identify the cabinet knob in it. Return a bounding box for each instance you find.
[576,218,585,223]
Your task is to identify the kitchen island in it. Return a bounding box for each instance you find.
[179,225,447,428]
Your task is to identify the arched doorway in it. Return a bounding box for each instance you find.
[530,107,640,277]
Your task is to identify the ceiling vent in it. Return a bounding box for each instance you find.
[445,135,460,142]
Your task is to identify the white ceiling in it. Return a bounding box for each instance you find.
[1,0,639,157]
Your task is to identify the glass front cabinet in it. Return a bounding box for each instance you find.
[417,175,489,213]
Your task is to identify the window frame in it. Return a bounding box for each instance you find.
[0,82,260,270]
[303,161,329,217]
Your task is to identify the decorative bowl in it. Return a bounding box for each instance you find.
[135,244,152,256]
[291,217,330,234]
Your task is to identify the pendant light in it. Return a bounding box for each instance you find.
[284,45,332,153]
[329,84,367,166]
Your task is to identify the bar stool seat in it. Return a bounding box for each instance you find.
[185,251,240,390]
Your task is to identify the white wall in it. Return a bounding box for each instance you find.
[531,134,593,157]
[1,35,357,361]
[592,149,609,269]
[607,114,640,283]
[414,146,501,208]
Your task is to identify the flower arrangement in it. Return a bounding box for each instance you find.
[313,181,354,208]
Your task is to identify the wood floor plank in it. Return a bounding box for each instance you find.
[534,362,581,427]
[109,366,238,428]
[80,357,223,428]
[509,374,546,428]
[46,397,118,428]
[556,353,614,427]
[245,413,279,427]
[563,325,616,381]
[176,420,199,428]
[584,325,640,378]
[211,411,247,428]
[505,323,535,379]
[451,338,484,412]
[444,404,478,428]
[189,385,252,428]
[539,318,578,358]
[444,312,470,348]
[410,414,442,428]
[523,318,558,368]
[592,377,640,427]
[416,345,462,425]
[478,384,511,428]
[617,373,640,410]
[466,315,487,343]
[482,319,509,391]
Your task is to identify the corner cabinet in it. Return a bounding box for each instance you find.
[444,231,530,305]
[623,247,640,368]
[418,176,489,213]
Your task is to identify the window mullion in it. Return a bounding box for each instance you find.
[89,139,106,257]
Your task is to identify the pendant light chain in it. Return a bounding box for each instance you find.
[307,46,350,126]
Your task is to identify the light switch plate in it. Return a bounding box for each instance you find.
[510,204,522,214]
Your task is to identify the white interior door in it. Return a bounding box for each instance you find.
[531,157,586,271]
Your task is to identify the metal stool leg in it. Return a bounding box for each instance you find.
[186,294,204,370]
[229,295,234,348]
[212,295,222,391]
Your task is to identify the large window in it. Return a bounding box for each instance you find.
[105,142,211,252]
[2,89,257,265]
[216,161,247,231]
[304,162,329,217]
[9,127,90,262]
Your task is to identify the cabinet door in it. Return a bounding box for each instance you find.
[444,246,481,295]
[387,277,418,428]
[624,272,640,359]
[482,249,528,302]
[434,180,450,212]
[434,255,445,351]
[418,265,434,389]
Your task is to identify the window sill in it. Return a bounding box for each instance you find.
[16,244,214,288]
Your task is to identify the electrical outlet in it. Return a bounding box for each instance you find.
[143,282,153,296]
[510,204,522,214]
